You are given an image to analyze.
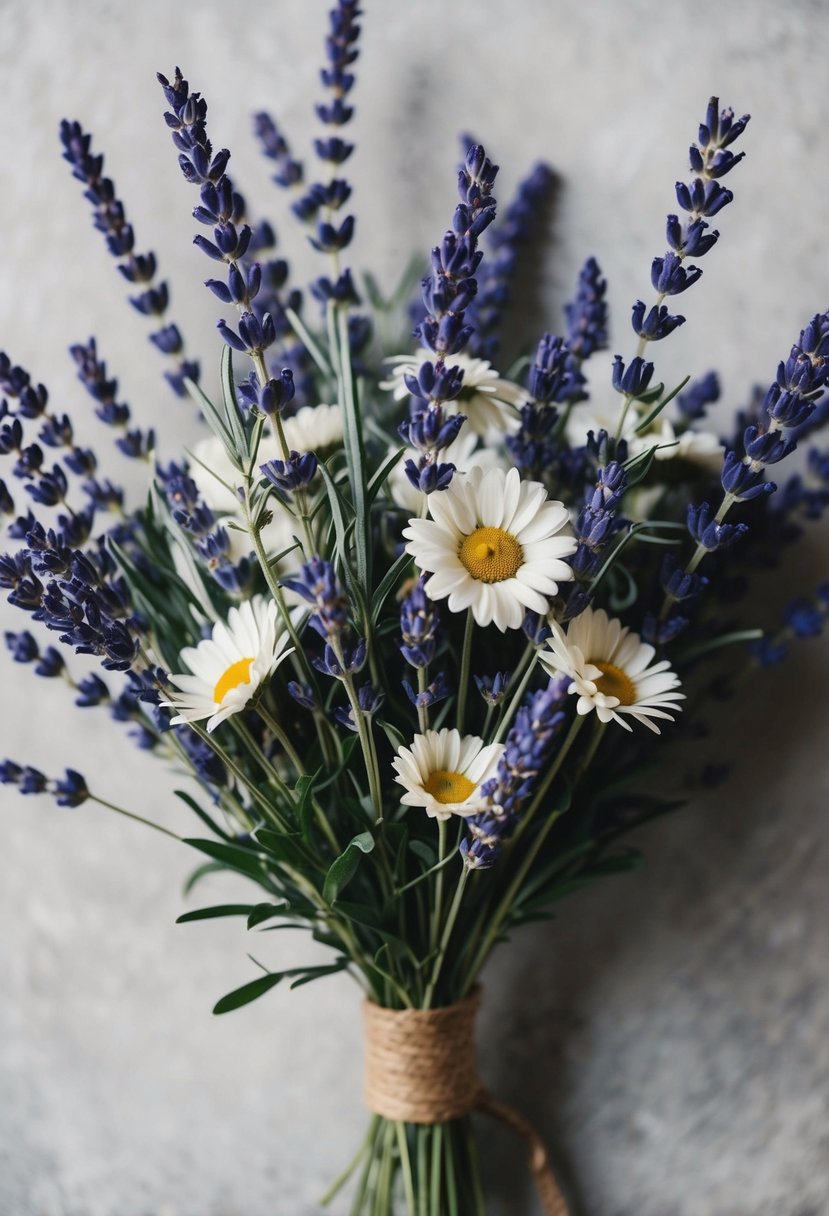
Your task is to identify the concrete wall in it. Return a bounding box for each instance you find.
[1,1,828,1212]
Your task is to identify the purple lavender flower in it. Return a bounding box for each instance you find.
[59,120,199,399]
[461,680,567,869]
[466,160,556,362]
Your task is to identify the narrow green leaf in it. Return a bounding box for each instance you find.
[247,901,292,928]
[220,345,248,458]
[367,447,406,504]
[284,306,335,380]
[213,971,284,1014]
[288,960,349,989]
[254,828,310,869]
[295,773,318,845]
[183,837,268,882]
[371,550,413,625]
[323,830,375,903]
[675,628,763,664]
[174,789,233,841]
[182,860,226,896]
[176,904,254,923]
[634,374,691,433]
[184,375,240,465]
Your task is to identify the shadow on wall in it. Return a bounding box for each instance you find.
[472,541,829,1216]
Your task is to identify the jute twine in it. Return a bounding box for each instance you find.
[362,989,570,1216]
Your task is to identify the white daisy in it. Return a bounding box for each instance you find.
[402,466,577,631]
[281,402,343,453]
[391,728,504,821]
[190,403,343,514]
[387,430,500,515]
[161,597,293,732]
[566,405,722,471]
[381,349,525,436]
[539,606,684,734]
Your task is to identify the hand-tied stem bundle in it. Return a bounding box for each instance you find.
[2,3,828,1212]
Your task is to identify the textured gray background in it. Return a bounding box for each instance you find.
[1,1,828,1213]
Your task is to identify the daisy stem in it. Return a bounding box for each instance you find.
[188,721,290,830]
[254,702,306,776]
[341,665,383,819]
[255,703,342,855]
[456,610,475,734]
[423,864,470,1009]
[242,485,310,675]
[459,714,586,991]
[230,716,297,814]
[89,795,181,842]
[416,666,430,733]
[429,817,448,951]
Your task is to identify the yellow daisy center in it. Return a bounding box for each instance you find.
[423,769,476,805]
[591,660,637,706]
[458,526,523,583]
[213,656,255,704]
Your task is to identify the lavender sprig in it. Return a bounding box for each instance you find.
[614,98,750,443]
[657,311,829,637]
[466,160,555,363]
[59,120,199,399]
[400,144,499,494]
[462,680,567,869]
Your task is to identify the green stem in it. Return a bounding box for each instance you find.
[89,795,181,841]
[456,610,475,734]
[416,666,430,734]
[416,1126,429,1216]
[443,1123,459,1216]
[430,1124,443,1213]
[255,703,341,854]
[423,865,470,1009]
[463,1119,487,1216]
[493,644,537,744]
[659,488,737,621]
[460,714,586,990]
[395,1122,417,1216]
[320,1115,379,1206]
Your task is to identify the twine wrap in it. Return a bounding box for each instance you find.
[363,988,481,1123]
[362,990,571,1216]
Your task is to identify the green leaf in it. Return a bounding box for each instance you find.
[183,837,269,882]
[220,345,249,460]
[254,828,310,869]
[174,789,233,841]
[184,375,240,467]
[284,306,335,380]
[634,374,691,433]
[408,839,436,868]
[371,550,413,625]
[294,772,319,845]
[288,961,349,989]
[176,904,254,923]
[674,628,763,664]
[247,901,292,928]
[182,860,226,896]
[213,971,284,1014]
[367,447,406,504]
[633,381,665,407]
[323,830,375,904]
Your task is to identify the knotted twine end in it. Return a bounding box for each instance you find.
[362,989,571,1216]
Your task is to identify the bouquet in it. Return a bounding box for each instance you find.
[2,3,828,1212]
